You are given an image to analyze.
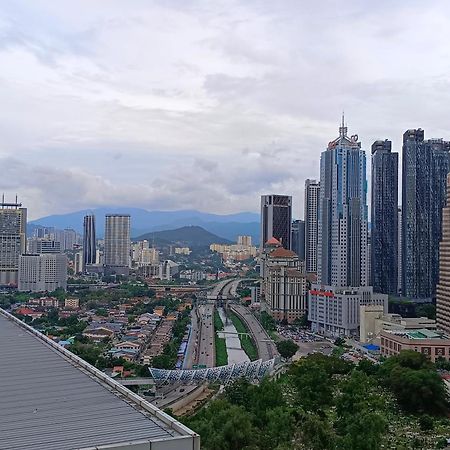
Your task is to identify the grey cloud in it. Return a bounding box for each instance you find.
[1,0,450,219]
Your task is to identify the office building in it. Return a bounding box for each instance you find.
[397,207,403,295]
[402,129,450,299]
[0,199,27,286]
[159,260,179,281]
[317,118,369,287]
[260,195,292,250]
[308,285,387,337]
[83,214,96,270]
[437,174,450,334]
[28,238,61,254]
[304,179,320,273]
[74,251,83,274]
[62,228,77,251]
[18,253,68,292]
[264,247,307,323]
[371,139,398,295]
[104,214,131,275]
[291,219,305,260]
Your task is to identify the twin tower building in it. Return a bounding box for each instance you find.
[83,214,131,275]
[261,119,450,333]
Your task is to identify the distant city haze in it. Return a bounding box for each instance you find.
[1,2,450,218]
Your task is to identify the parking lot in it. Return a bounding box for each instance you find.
[276,325,335,359]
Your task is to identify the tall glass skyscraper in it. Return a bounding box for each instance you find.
[82,214,96,271]
[317,119,368,287]
[371,140,398,295]
[291,219,305,260]
[402,129,450,299]
[260,195,292,250]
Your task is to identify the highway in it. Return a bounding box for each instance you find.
[208,278,236,299]
[196,303,215,368]
[231,304,278,361]
[183,307,199,369]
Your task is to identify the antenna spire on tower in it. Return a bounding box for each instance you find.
[339,111,348,137]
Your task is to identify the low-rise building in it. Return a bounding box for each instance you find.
[380,329,450,362]
[28,296,59,308]
[360,305,436,343]
[174,247,191,255]
[308,285,388,337]
[64,298,80,309]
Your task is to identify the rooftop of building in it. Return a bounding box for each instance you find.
[383,328,448,340]
[0,308,199,450]
[269,247,298,259]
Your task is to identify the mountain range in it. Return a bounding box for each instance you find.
[29,207,260,243]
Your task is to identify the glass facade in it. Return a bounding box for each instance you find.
[402,129,450,299]
[371,140,398,295]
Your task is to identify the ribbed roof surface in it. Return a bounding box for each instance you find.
[0,310,198,450]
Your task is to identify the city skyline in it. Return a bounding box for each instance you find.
[1,1,450,219]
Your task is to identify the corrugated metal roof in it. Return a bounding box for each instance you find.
[0,309,200,450]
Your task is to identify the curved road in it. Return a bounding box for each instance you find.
[231,304,278,361]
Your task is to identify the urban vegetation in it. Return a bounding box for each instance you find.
[185,351,450,450]
[214,311,228,366]
[276,339,299,359]
[228,311,258,361]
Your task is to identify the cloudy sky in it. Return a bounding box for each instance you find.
[1,0,449,220]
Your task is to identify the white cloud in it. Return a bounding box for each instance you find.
[0,0,450,219]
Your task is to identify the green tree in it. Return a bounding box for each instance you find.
[415,303,436,320]
[276,339,299,359]
[299,413,337,450]
[185,400,258,450]
[380,350,448,415]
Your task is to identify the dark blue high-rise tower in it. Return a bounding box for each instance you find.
[402,129,450,300]
[371,140,398,295]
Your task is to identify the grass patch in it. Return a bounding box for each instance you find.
[214,309,227,366]
[229,311,258,361]
[214,310,224,331]
[215,335,228,366]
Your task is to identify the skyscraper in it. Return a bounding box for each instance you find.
[317,118,368,287]
[397,207,402,295]
[304,179,320,273]
[291,219,305,260]
[437,174,450,333]
[260,195,292,250]
[371,139,398,295]
[104,214,131,275]
[0,199,27,286]
[402,129,450,299]
[437,174,450,334]
[83,214,96,270]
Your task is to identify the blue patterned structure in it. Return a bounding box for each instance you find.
[149,359,275,386]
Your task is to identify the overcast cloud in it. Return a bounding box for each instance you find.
[1,0,450,219]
